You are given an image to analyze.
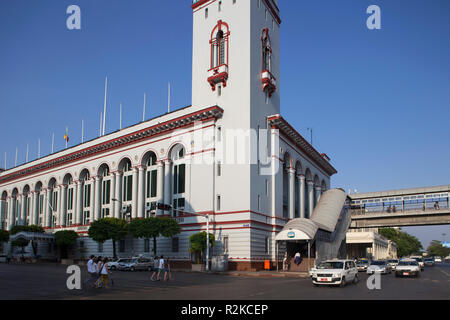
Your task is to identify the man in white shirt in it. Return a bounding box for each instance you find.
[157,256,165,281]
[85,255,97,288]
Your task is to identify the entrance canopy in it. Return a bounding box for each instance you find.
[10,232,54,242]
[275,218,318,241]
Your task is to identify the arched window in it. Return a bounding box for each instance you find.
[171,145,186,217]
[144,153,158,217]
[1,191,8,230]
[63,175,74,226]
[261,28,276,97]
[80,171,91,226]
[48,179,58,228]
[35,182,43,226]
[208,20,230,91]
[99,165,111,219]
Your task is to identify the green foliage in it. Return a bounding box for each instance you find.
[189,232,215,264]
[0,230,9,243]
[10,225,44,235]
[88,218,129,243]
[427,240,450,258]
[128,217,181,254]
[379,228,423,257]
[11,238,29,248]
[88,218,129,259]
[54,230,78,247]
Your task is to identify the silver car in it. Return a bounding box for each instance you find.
[367,260,391,275]
[118,257,154,271]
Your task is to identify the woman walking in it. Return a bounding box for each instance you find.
[97,258,110,288]
[163,258,173,282]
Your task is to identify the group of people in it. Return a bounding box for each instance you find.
[150,255,172,282]
[86,255,111,289]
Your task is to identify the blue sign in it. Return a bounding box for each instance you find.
[287,232,295,239]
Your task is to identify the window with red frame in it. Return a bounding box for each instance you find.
[262,28,272,73]
[210,20,230,69]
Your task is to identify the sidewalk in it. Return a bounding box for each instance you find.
[174,269,311,279]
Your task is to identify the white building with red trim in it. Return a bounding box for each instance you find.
[0,0,339,270]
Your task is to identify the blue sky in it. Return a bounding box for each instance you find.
[0,0,449,248]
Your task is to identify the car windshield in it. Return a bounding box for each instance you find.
[317,262,344,269]
[399,261,418,266]
[357,260,368,264]
[425,259,433,262]
[371,261,386,265]
[388,260,398,263]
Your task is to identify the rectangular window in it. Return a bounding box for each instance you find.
[172,237,179,252]
[174,164,186,195]
[144,239,150,253]
[223,236,229,254]
[102,180,111,205]
[217,195,221,211]
[123,175,133,202]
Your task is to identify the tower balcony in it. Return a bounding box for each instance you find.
[262,70,277,97]
[208,64,229,91]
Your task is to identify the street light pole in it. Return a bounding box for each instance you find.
[172,208,210,272]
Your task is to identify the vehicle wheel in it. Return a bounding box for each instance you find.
[130,267,135,272]
[340,277,346,287]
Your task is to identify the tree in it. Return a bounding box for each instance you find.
[189,232,215,264]
[54,230,78,260]
[379,228,423,257]
[128,217,181,254]
[88,218,129,260]
[427,240,450,258]
[0,230,9,253]
[10,225,44,235]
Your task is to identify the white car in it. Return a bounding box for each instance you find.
[395,259,421,278]
[367,260,391,275]
[108,258,129,271]
[434,257,442,263]
[410,256,425,271]
[310,259,359,287]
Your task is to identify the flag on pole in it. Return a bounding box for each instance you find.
[64,127,69,144]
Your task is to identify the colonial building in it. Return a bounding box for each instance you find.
[0,0,338,270]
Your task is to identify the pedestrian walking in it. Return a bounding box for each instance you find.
[97,258,110,289]
[157,255,165,281]
[150,256,159,281]
[163,258,173,281]
[94,256,103,287]
[85,255,97,288]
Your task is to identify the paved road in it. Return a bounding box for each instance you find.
[0,262,449,300]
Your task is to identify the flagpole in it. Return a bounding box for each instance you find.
[65,127,68,149]
[26,144,29,163]
[99,112,103,137]
[81,120,84,143]
[103,77,108,136]
[15,148,18,167]
[4,152,6,170]
[38,139,40,159]
[142,93,146,122]
[120,102,122,130]
[168,82,171,113]
[51,133,54,154]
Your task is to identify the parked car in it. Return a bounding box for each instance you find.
[395,259,421,278]
[387,259,399,271]
[434,256,442,263]
[356,259,370,272]
[108,258,130,271]
[445,256,450,262]
[309,259,358,287]
[410,256,425,271]
[424,258,435,267]
[367,260,391,275]
[118,257,153,271]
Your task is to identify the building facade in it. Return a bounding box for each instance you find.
[0,0,337,270]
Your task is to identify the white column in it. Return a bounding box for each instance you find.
[132,167,139,219]
[315,186,322,206]
[110,173,116,218]
[20,194,25,225]
[90,180,95,223]
[61,185,67,226]
[271,127,278,217]
[32,192,38,225]
[75,182,82,225]
[163,160,172,215]
[307,181,314,218]
[57,186,63,226]
[288,168,295,220]
[114,172,122,219]
[299,174,306,219]
[7,197,13,229]
[46,189,52,228]
[157,161,165,216]
[137,166,145,219]
[94,176,101,221]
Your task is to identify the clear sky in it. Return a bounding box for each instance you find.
[0,0,449,248]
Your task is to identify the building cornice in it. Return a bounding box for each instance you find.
[0,106,224,185]
[268,114,337,177]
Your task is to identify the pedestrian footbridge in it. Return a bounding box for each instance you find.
[349,185,450,228]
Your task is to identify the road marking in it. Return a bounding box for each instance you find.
[437,268,450,277]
